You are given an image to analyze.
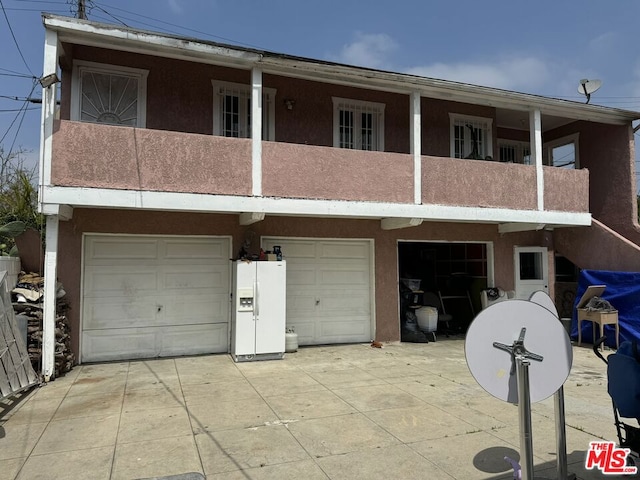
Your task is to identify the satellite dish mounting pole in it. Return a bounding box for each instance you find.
[581,82,591,104]
[517,357,535,480]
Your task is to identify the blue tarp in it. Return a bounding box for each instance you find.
[572,269,640,347]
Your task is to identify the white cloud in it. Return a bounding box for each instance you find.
[329,32,588,98]
[167,0,183,14]
[329,32,398,69]
[588,32,618,55]
[405,56,552,92]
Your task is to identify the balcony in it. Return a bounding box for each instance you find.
[51,120,253,197]
[50,120,589,215]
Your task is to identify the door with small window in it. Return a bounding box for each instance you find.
[514,247,549,300]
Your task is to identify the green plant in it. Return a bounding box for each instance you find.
[0,147,43,255]
[0,220,26,256]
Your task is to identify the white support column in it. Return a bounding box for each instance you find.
[251,68,263,197]
[529,109,544,211]
[42,214,59,381]
[410,91,422,204]
[39,29,59,208]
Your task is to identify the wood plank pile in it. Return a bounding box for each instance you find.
[12,272,75,377]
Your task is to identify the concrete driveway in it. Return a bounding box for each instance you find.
[0,339,630,479]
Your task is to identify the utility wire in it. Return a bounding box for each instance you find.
[0,107,39,112]
[0,72,36,78]
[0,79,38,147]
[0,0,35,76]
[0,95,41,102]
[0,66,31,76]
[14,0,66,3]
[6,80,38,157]
[90,3,127,26]
[92,0,263,49]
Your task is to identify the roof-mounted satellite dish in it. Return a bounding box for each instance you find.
[578,78,602,104]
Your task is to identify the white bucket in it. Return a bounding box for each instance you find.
[415,306,438,333]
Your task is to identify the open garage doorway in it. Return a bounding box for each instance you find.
[398,241,492,341]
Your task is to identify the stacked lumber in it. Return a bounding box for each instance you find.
[12,272,75,377]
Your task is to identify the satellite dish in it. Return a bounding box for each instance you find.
[464,299,572,404]
[578,78,602,104]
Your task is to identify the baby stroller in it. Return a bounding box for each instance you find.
[594,336,640,462]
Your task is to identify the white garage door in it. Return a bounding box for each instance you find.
[263,238,372,345]
[82,235,230,362]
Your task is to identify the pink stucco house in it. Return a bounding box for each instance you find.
[37,14,640,379]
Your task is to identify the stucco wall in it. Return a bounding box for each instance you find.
[57,209,545,359]
[421,155,537,209]
[262,142,413,203]
[577,122,639,239]
[554,219,640,272]
[51,120,252,195]
[544,166,589,212]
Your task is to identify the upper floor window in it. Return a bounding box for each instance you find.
[544,133,579,169]
[332,97,385,151]
[449,114,493,160]
[71,61,148,127]
[212,81,276,140]
[498,140,531,165]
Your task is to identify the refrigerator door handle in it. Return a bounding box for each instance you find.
[254,280,259,318]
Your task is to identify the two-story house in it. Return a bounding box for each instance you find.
[37,14,640,379]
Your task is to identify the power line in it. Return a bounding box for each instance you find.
[0,107,39,112]
[5,7,71,12]
[0,79,38,150]
[0,66,31,76]
[0,0,35,76]
[0,95,41,102]
[92,0,263,49]
[14,0,67,3]
[89,3,127,27]
[0,72,36,78]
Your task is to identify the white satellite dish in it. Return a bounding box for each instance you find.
[578,78,602,104]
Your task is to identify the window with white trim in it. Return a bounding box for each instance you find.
[71,61,148,127]
[449,114,493,160]
[498,140,531,165]
[212,81,276,140]
[544,133,579,169]
[332,97,385,151]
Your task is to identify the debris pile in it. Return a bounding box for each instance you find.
[12,272,74,377]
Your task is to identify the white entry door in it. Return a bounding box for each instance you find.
[262,238,373,345]
[514,246,549,300]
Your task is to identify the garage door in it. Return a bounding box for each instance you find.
[263,238,372,345]
[82,235,230,362]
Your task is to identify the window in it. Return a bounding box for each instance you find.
[544,133,579,169]
[212,81,276,140]
[449,114,493,160]
[498,140,531,164]
[71,61,148,127]
[332,97,385,151]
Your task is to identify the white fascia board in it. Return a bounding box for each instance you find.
[42,186,592,227]
[44,16,261,66]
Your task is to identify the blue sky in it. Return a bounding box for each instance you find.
[2,0,640,181]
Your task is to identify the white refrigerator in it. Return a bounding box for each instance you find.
[231,260,286,362]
